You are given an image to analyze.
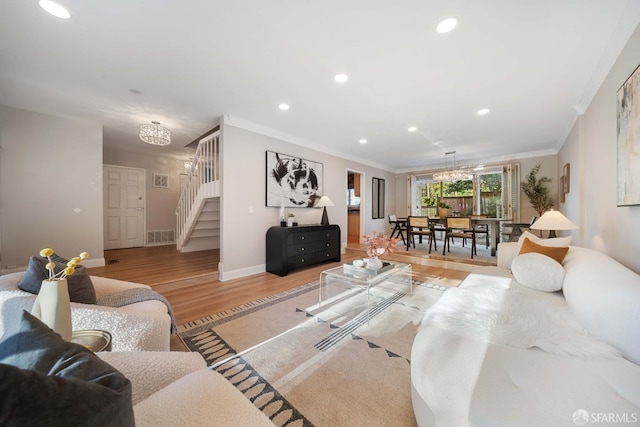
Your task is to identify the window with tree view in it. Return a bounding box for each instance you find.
[411,165,518,218]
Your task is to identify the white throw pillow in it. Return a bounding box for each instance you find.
[505,231,573,269]
[511,252,566,292]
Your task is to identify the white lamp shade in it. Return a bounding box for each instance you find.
[316,196,334,208]
[530,210,578,231]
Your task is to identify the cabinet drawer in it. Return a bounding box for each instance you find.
[315,249,339,262]
[288,232,319,245]
[291,254,313,269]
[288,243,313,256]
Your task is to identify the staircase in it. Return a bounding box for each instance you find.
[176,131,221,252]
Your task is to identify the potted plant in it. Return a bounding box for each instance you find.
[362,232,400,269]
[437,201,451,219]
[522,164,554,218]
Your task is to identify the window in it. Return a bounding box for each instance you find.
[409,163,520,219]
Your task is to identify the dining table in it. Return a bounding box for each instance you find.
[425,217,510,256]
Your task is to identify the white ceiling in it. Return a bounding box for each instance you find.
[2,0,639,172]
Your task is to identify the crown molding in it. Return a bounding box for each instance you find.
[556,1,640,151]
[395,148,558,175]
[221,115,396,173]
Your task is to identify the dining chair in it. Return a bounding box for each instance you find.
[389,214,407,245]
[470,215,489,248]
[501,216,537,242]
[443,217,476,258]
[406,216,436,253]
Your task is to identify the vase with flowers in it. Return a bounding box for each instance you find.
[362,232,400,270]
[31,248,89,340]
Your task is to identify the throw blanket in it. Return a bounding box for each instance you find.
[422,287,620,358]
[97,288,177,334]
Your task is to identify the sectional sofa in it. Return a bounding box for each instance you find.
[0,272,171,351]
[411,232,640,426]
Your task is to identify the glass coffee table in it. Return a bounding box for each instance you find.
[318,261,412,325]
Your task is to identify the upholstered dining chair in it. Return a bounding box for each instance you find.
[443,217,476,258]
[406,216,436,253]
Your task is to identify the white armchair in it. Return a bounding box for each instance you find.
[0,272,171,351]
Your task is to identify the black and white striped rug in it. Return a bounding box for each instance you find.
[178,278,446,426]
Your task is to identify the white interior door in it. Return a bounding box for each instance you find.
[103,165,145,250]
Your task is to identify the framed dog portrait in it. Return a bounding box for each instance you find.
[266,151,323,207]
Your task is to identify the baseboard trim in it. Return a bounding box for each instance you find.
[219,263,265,281]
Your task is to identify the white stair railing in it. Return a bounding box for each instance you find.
[176,131,220,249]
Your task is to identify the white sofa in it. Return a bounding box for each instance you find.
[411,240,640,426]
[98,351,274,427]
[0,272,171,351]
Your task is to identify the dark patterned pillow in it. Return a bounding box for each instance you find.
[0,311,134,427]
[18,254,96,304]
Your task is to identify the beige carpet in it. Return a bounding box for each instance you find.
[178,277,446,426]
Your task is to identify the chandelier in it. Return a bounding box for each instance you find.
[139,121,171,146]
[432,151,469,182]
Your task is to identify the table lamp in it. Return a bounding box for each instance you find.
[529,210,578,238]
[316,196,334,226]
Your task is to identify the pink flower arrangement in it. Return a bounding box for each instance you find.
[363,232,400,258]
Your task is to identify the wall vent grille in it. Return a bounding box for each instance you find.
[147,229,175,245]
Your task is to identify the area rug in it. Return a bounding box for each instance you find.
[399,234,496,266]
[177,276,447,426]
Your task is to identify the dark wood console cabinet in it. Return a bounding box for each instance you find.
[266,224,341,276]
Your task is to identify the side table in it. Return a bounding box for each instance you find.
[71,329,112,352]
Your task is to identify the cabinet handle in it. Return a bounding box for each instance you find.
[301,236,305,240]
[301,259,305,263]
[301,247,305,251]
[326,243,330,247]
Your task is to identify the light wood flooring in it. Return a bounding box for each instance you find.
[87,245,471,351]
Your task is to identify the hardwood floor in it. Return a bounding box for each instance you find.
[87,246,219,285]
[87,245,470,352]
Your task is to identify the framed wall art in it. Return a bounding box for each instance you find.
[265,151,323,207]
[616,63,640,206]
[559,176,565,203]
[372,177,385,219]
[563,163,570,194]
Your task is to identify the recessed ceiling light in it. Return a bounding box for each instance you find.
[477,108,490,115]
[408,126,417,132]
[278,104,290,111]
[436,17,457,33]
[39,0,71,19]
[359,139,368,144]
[334,74,348,83]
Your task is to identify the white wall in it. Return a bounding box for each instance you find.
[0,106,104,270]
[103,149,185,233]
[559,23,640,273]
[219,123,396,279]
